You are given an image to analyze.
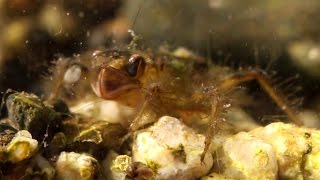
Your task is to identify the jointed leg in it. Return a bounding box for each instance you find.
[129,97,155,131]
[201,69,302,161]
[201,90,224,162]
[218,69,302,126]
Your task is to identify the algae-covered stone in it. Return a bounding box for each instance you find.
[110,155,132,180]
[250,122,320,179]
[4,130,38,163]
[304,128,320,180]
[55,152,98,180]
[206,122,320,179]
[250,123,311,179]
[0,122,17,146]
[221,132,278,180]
[75,121,127,150]
[2,90,62,141]
[133,116,213,180]
[63,119,127,155]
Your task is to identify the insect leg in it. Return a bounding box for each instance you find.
[201,90,224,162]
[129,98,152,131]
[218,69,302,126]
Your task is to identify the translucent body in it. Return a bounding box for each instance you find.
[50,47,302,160]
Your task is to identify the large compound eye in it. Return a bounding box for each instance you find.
[125,54,146,78]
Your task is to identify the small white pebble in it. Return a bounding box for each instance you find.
[6,130,38,163]
[55,152,98,180]
[251,123,310,179]
[133,116,213,180]
[222,132,278,179]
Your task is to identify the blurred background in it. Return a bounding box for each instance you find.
[0,0,320,117]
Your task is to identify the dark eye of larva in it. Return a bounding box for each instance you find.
[125,54,146,77]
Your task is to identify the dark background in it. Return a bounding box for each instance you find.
[0,0,320,114]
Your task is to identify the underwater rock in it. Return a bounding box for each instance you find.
[1,130,38,163]
[132,116,213,180]
[2,90,62,142]
[250,122,318,179]
[221,132,278,179]
[104,152,130,180]
[212,122,320,179]
[55,151,98,180]
[73,120,127,152]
